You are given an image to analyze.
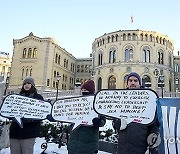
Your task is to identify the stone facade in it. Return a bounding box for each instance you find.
[174,51,180,92]
[92,29,174,93]
[7,30,179,95]
[8,32,77,93]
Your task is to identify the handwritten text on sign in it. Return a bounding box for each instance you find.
[52,95,98,129]
[93,89,157,124]
[0,94,51,127]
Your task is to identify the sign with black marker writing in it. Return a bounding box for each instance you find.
[52,95,98,129]
[0,94,52,128]
[93,89,158,124]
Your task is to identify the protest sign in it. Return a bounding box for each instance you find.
[0,94,52,128]
[158,98,180,154]
[52,95,98,129]
[93,89,158,124]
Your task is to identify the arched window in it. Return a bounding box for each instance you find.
[33,48,37,58]
[169,53,172,67]
[145,34,148,41]
[156,36,159,43]
[123,75,128,88]
[58,55,60,64]
[109,47,116,63]
[112,35,114,42]
[77,65,80,72]
[169,80,172,92]
[98,77,102,91]
[22,48,27,58]
[28,48,32,58]
[140,34,143,41]
[158,49,164,64]
[125,45,133,62]
[98,52,103,65]
[81,65,84,72]
[142,75,151,88]
[55,53,58,63]
[30,68,32,76]
[132,33,136,41]
[128,33,131,41]
[66,60,68,68]
[102,38,105,44]
[123,34,126,41]
[150,35,153,42]
[64,59,66,67]
[107,36,110,43]
[108,75,116,89]
[115,34,118,41]
[85,65,89,73]
[99,40,102,46]
[54,71,56,77]
[175,64,179,72]
[142,46,150,62]
[163,38,165,45]
[22,69,24,80]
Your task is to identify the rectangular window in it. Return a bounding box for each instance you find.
[47,79,50,86]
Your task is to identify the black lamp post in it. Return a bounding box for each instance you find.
[153,68,160,91]
[56,75,61,101]
[158,75,165,98]
[4,76,9,96]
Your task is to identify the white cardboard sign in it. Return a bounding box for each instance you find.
[0,94,52,127]
[52,95,98,129]
[93,89,158,124]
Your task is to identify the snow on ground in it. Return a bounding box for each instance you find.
[0,137,111,154]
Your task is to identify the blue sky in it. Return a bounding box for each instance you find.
[0,0,180,58]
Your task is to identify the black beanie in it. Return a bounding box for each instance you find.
[127,72,141,85]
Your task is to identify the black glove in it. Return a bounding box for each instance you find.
[112,118,127,131]
[92,117,101,128]
[112,119,121,130]
[46,114,56,122]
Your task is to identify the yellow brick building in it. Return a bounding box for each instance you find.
[8,32,76,93]
[8,30,176,95]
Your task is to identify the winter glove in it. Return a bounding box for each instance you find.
[46,114,56,122]
[92,117,101,128]
[112,118,127,131]
[92,116,106,128]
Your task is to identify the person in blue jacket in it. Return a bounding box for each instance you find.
[10,77,44,154]
[68,80,106,154]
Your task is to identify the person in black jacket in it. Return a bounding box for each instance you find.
[68,80,106,154]
[10,77,44,154]
[113,72,159,154]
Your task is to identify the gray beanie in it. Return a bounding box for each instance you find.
[23,77,35,87]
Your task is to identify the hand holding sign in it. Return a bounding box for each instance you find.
[93,89,158,125]
[0,94,52,128]
[52,95,98,130]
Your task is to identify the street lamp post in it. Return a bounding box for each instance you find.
[158,75,165,98]
[56,75,61,101]
[153,68,160,92]
[4,76,9,96]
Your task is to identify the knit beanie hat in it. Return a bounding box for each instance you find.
[127,72,141,85]
[23,77,35,87]
[81,80,95,94]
